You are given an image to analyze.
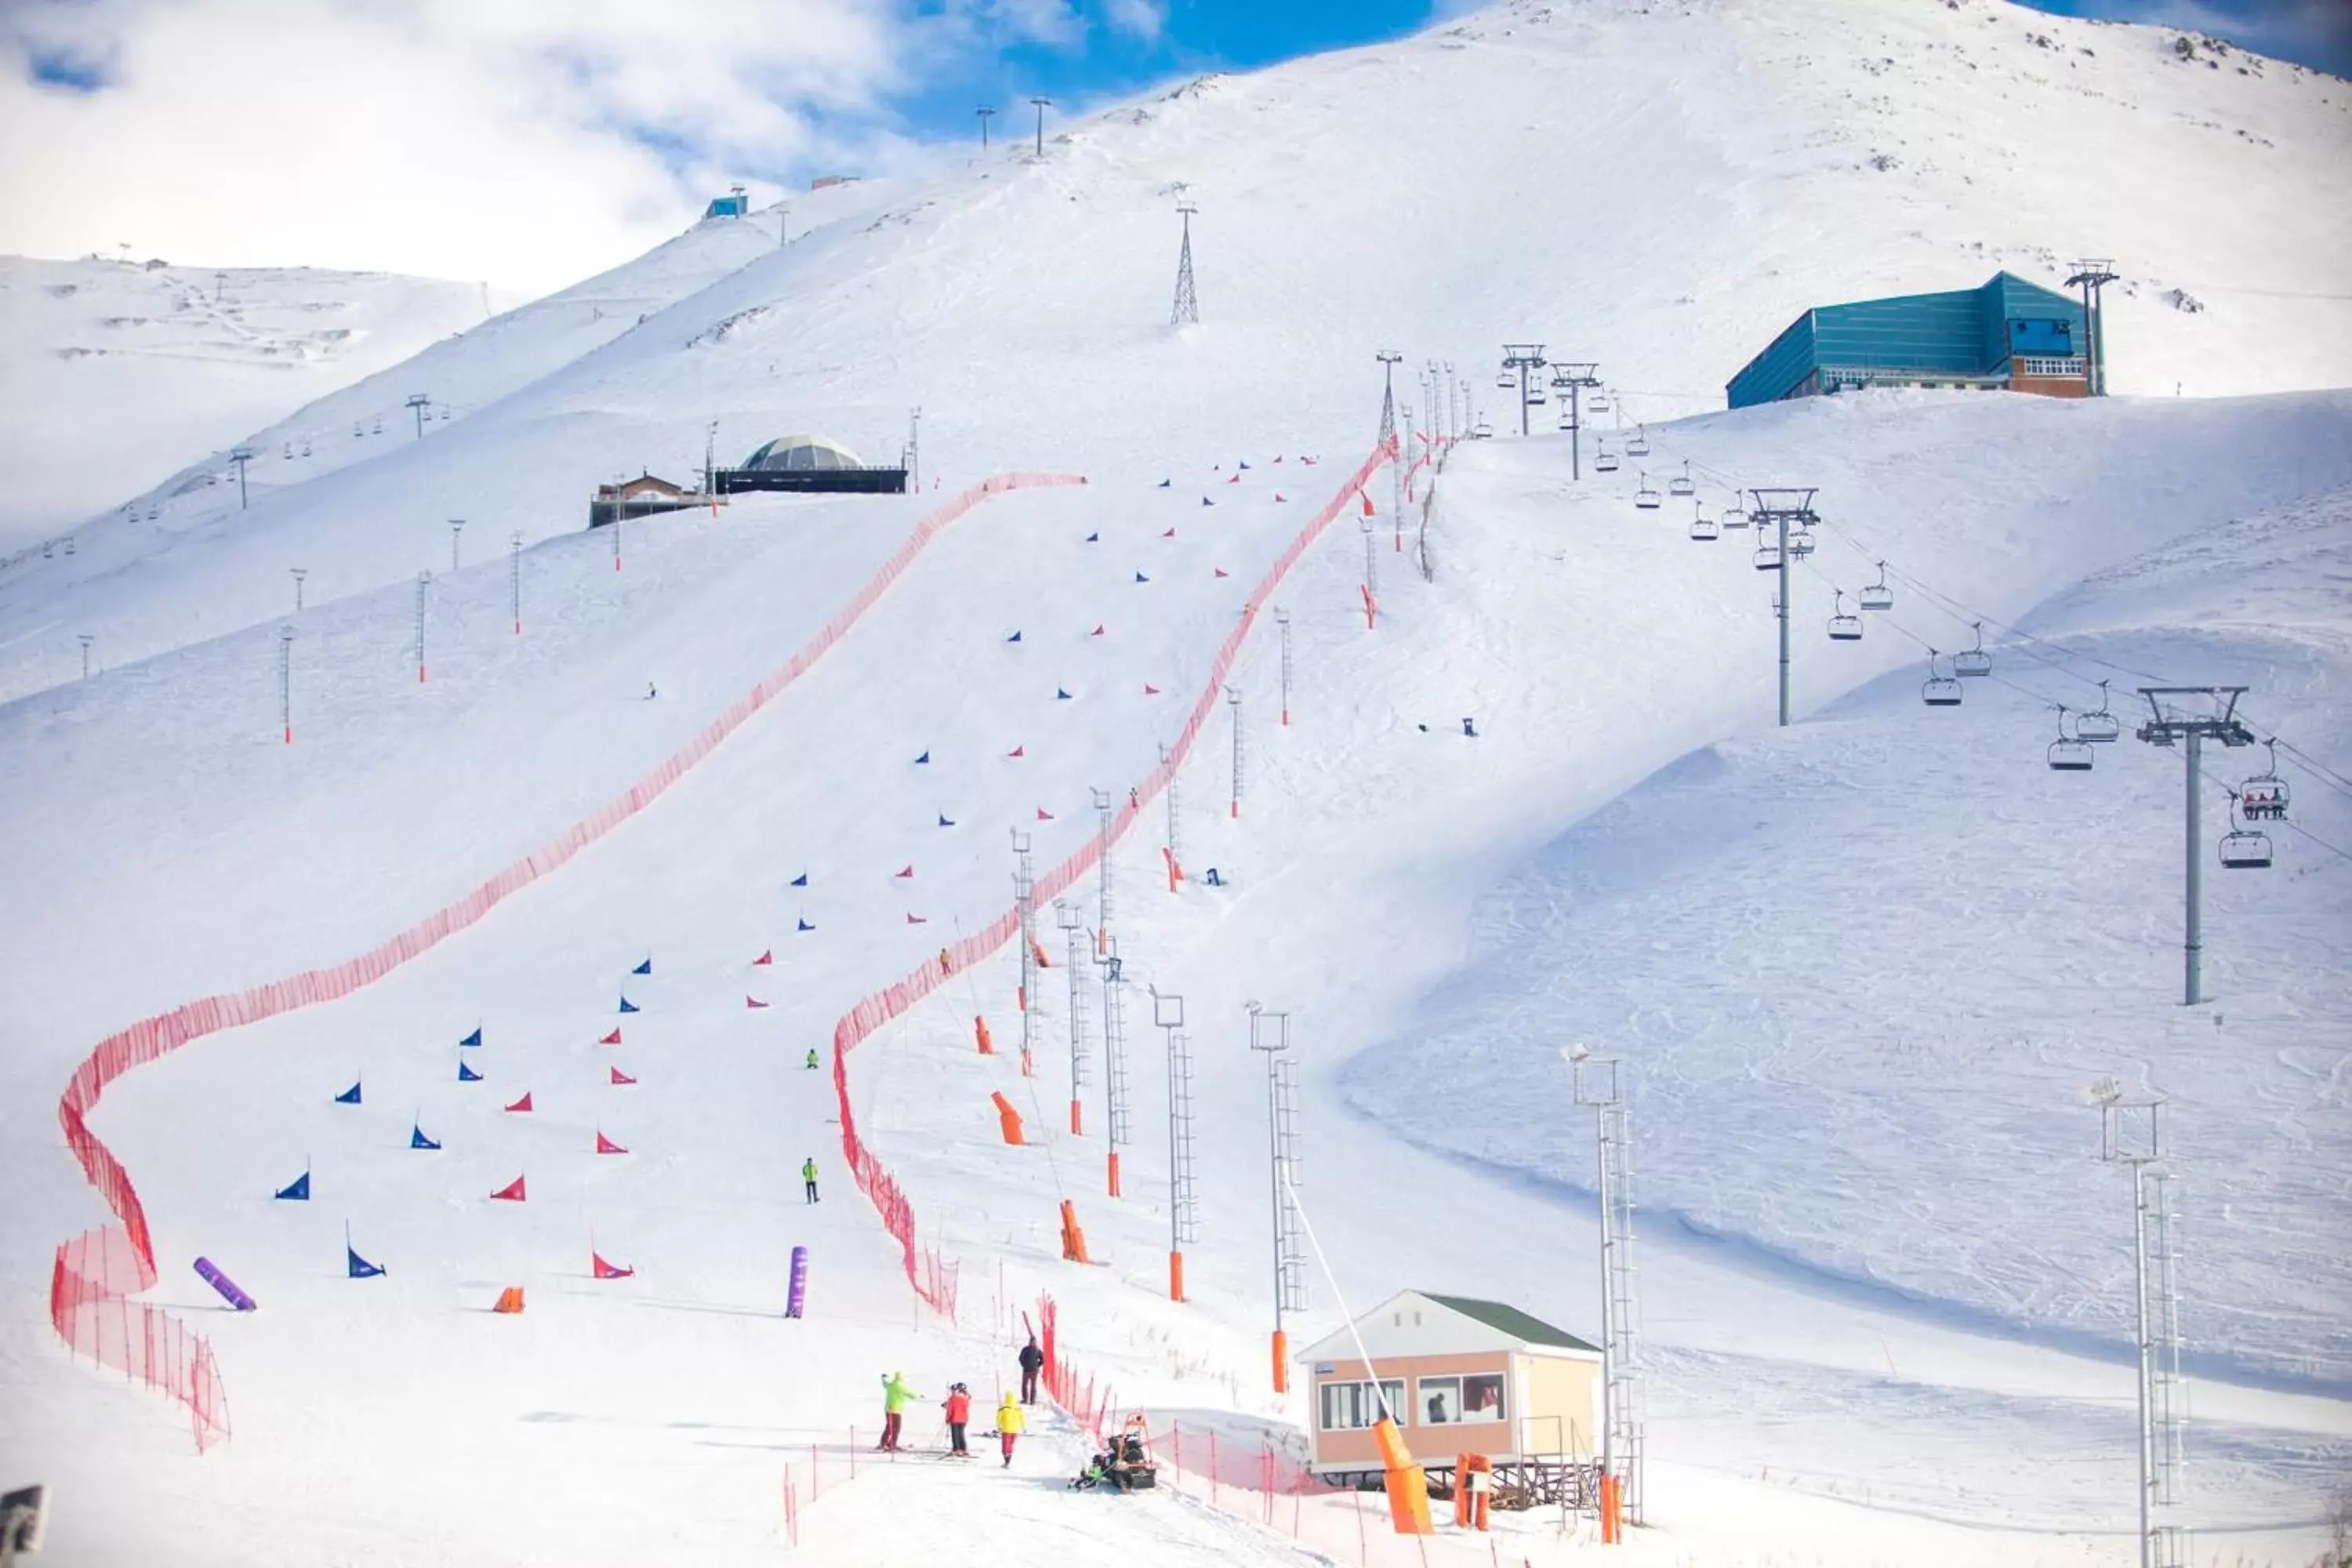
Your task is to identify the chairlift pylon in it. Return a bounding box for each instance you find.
[1668,461,1695,499]
[2046,706,2092,771]
[1828,590,1861,641]
[1922,652,1962,707]
[2238,739,2289,820]
[1952,621,1991,678]
[1635,473,1661,511]
[1859,561,1893,612]
[2075,679,2119,742]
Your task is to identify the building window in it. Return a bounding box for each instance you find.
[1319,1379,1405,1431]
[1414,1373,1507,1425]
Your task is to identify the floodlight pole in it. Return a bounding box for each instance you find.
[1161,742,1182,887]
[977,106,994,148]
[1274,608,1291,726]
[78,633,93,681]
[1098,934,1130,1196]
[1443,361,1457,445]
[509,532,523,635]
[449,518,465,573]
[1154,989,1195,1301]
[1570,1046,1644,1526]
[2134,688,2253,1004]
[908,406,921,492]
[414,572,430,684]
[278,626,294,743]
[1249,1003,1303,1393]
[1054,899,1091,1134]
[230,448,254,510]
[1226,685,1243,818]
[1031,96,1051,158]
[2094,1092,2187,1568]
[405,393,430,437]
[1013,829,1041,1076]
[1093,786,1115,954]
[291,568,307,613]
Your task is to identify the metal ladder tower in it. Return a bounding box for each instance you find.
[1571,1046,1644,1526]
[1154,990,1196,1301]
[1054,900,1091,1134]
[1250,1004,1306,1392]
[1227,686,1244,818]
[1171,204,1200,327]
[1012,829,1041,1073]
[1161,742,1183,885]
[2094,1086,2190,1568]
[1274,610,1292,726]
[1093,787,1115,956]
[1099,935,1131,1196]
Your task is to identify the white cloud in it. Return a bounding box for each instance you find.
[0,0,1084,294]
[1103,0,1169,43]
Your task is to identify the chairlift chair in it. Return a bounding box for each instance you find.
[1496,370,1516,389]
[2220,801,2273,869]
[371,417,383,435]
[2074,680,2120,742]
[1788,528,1817,560]
[1690,507,1719,543]
[1827,590,1862,641]
[1859,562,1894,612]
[2046,708,2092,771]
[1472,417,1493,439]
[2238,740,2289,820]
[1635,474,1661,510]
[1952,622,1991,677]
[1526,386,1548,405]
[1668,462,1696,499]
[1628,426,1650,458]
[1922,654,1962,707]
[1589,392,1612,416]
[1595,442,1620,474]
[1722,495,1748,530]
[1752,538,1782,572]
[1557,405,1577,432]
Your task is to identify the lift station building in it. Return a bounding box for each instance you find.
[1726,271,2092,408]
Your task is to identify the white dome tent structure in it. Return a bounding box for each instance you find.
[717,433,907,495]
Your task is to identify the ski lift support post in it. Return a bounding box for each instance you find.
[1749,488,1820,728]
[2134,686,2253,1007]
[1500,344,1548,438]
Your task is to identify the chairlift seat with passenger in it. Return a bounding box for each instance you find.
[2238,742,2289,819]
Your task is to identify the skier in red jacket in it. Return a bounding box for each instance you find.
[942,1383,973,1457]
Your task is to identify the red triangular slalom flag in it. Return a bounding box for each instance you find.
[600,1028,622,1046]
[1007,745,1025,759]
[490,1174,527,1202]
[1143,683,1160,695]
[895,864,915,879]
[906,912,928,925]
[1036,807,1054,821]
[505,1092,533,1113]
[593,1251,635,1279]
[1274,492,1287,503]
[596,1131,628,1155]
[1228,473,1241,485]
[753,949,773,966]
[611,1065,637,1086]
[1091,623,1105,636]
[1162,527,1176,539]
[1214,567,1229,578]
[1361,491,1375,517]
[746,995,770,1010]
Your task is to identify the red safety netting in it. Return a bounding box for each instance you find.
[45,472,1083,1446]
[830,441,1397,1314]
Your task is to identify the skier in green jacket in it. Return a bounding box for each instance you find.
[802,1157,819,1203]
[878,1371,923,1451]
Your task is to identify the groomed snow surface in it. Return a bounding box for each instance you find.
[5,0,2352,1562]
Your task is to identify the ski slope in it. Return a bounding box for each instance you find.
[0,254,503,552]
[5,0,2352,1563]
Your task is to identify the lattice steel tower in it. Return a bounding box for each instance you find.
[1250,1004,1305,1392]
[1054,900,1091,1134]
[1570,1046,1644,1526]
[1012,829,1042,1070]
[1171,203,1200,327]
[1098,935,1131,1196]
[1155,989,1196,1303]
[2093,1085,2189,1568]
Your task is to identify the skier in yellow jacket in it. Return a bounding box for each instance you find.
[993,1391,1025,1468]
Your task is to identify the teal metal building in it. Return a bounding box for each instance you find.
[1726,272,2092,408]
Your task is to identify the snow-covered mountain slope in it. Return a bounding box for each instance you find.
[0,255,503,550]
[3,0,2347,704]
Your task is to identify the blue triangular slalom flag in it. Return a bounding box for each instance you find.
[938,814,955,827]
[334,1080,362,1105]
[1156,479,1170,488]
[275,1170,310,1201]
[458,1027,482,1048]
[1201,497,1214,506]
[458,1059,483,1083]
[913,752,929,766]
[1085,532,1098,543]
[791,871,809,886]
[347,1239,385,1279]
[1135,572,1149,583]
[632,957,652,976]
[1056,688,1072,700]
[1239,459,1251,470]
[1006,630,1022,644]
[797,917,815,932]
[618,996,640,1014]
[411,1123,441,1151]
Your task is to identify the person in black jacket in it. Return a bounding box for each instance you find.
[1018,1335,1044,1404]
